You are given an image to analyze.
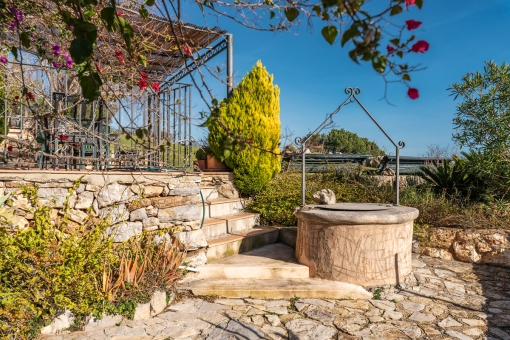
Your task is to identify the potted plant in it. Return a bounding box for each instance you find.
[206,152,230,171]
[194,148,207,171]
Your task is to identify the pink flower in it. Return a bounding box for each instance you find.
[9,21,18,30]
[0,56,7,64]
[69,25,74,30]
[140,71,148,79]
[386,45,395,54]
[183,44,193,56]
[65,57,73,68]
[117,11,123,17]
[405,0,415,9]
[62,51,69,59]
[406,20,422,30]
[52,44,61,57]
[139,78,148,90]
[408,87,419,99]
[411,40,429,53]
[117,55,124,63]
[151,82,161,92]
[52,61,62,68]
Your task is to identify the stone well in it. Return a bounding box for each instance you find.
[294,203,419,286]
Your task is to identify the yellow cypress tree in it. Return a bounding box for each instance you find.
[208,60,281,194]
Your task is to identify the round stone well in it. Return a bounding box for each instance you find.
[294,203,419,287]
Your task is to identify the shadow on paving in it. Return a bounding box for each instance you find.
[402,252,510,340]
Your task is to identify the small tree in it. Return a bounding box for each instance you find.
[449,61,510,198]
[208,61,281,194]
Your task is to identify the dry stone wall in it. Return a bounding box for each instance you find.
[413,227,510,268]
[0,170,208,266]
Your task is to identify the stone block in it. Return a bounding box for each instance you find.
[133,302,151,321]
[146,205,158,216]
[143,217,159,230]
[150,290,167,315]
[453,241,481,263]
[171,204,200,221]
[97,182,133,208]
[40,310,74,335]
[127,198,152,211]
[420,247,453,261]
[430,227,459,248]
[106,221,142,242]
[84,314,123,331]
[158,208,177,222]
[168,186,200,196]
[312,189,336,205]
[185,250,207,267]
[151,196,193,209]
[74,191,94,209]
[130,208,148,222]
[38,188,76,208]
[100,204,129,224]
[174,230,207,250]
[131,185,165,198]
[67,208,89,224]
[217,183,239,199]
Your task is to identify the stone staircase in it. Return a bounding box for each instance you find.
[180,179,371,300]
[198,184,279,262]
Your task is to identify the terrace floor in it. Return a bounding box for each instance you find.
[43,253,510,339]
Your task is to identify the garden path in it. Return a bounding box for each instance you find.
[43,254,510,339]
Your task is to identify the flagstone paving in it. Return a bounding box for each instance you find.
[43,254,510,339]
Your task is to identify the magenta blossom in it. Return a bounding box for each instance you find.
[65,57,73,68]
[52,61,62,68]
[8,7,23,22]
[0,56,7,64]
[9,21,19,30]
[52,44,61,57]
[62,51,69,59]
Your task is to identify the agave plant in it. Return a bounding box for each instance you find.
[419,156,471,197]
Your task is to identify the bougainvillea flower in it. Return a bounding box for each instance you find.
[408,88,419,99]
[52,61,62,68]
[7,145,13,152]
[139,78,148,90]
[59,134,69,141]
[386,45,395,54]
[52,44,61,57]
[411,40,429,53]
[405,0,415,9]
[27,92,35,100]
[65,57,73,68]
[183,44,193,56]
[69,25,74,30]
[62,51,69,59]
[0,56,7,64]
[9,21,18,30]
[117,11,123,17]
[151,82,161,92]
[406,20,422,30]
[140,71,148,79]
[115,50,122,56]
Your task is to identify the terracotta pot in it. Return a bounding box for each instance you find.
[194,160,207,171]
[206,155,230,171]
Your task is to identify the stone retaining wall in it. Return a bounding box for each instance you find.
[413,226,510,268]
[0,170,208,266]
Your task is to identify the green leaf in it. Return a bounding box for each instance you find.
[69,39,93,64]
[341,25,360,46]
[125,134,131,140]
[390,5,403,16]
[80,75,101,101]
[371,54,386,73]
[270,11,275,19]
[83,0,98,4]
[101,8,115,31]
[321,0,337,8]
[396,51,403,58]
[403,73,411,81]
[223,148,231,158]
[10,46,18,61]
[321,26,338,45]
[20,32,31,49]
[415,0,423,9]
[139,6,149,19]
[312,5,321,16]
[138,54,147,67]
[145,0,155,5]
[284,8,299,22]
[348,49,359,64]
[390,38,399,46]
[135,128,144,139]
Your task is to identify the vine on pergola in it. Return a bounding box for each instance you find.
[0,0,428,166]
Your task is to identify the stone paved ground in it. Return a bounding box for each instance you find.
[44,254,510,340]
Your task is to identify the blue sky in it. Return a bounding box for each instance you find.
[178,0,510,156]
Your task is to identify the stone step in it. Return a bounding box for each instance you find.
[178,277,371,300]
[206,227,279,262]
[197,243,309,279]
[199,186,218,200]
[202,213,260,240]
[197,198,244,219]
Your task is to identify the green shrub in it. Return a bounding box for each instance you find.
[246,169,394,226]
[208,60,281,194]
